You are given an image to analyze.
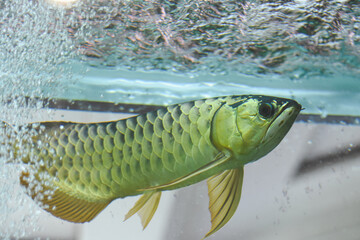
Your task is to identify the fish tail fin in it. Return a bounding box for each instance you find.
[124,191,162,229]
[20,171,111,223]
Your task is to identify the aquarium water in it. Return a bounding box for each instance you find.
[0,0,360,239]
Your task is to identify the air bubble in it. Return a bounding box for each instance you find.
[0,0,75,238]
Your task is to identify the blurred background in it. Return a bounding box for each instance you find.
[0,0,360,239]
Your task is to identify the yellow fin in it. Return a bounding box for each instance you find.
[143,152,230,191]
[20,172,111,223]
[204,167,244,238]
[124,191,161,229]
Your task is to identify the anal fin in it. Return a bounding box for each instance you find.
[42,188,110,223]
[20,172,111,223]
[124,191,161,229]
[204,167,244,238]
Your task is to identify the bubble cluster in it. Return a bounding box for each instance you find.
[60,0,360,78]
[0,0,76,239]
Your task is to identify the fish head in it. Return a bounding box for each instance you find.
[211,95,301,164]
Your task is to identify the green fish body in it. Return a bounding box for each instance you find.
[13,95,301,238]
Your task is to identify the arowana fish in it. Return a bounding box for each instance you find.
[4,95,301,238]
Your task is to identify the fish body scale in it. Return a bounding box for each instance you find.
[12,95,302,235]
[36,98,224,199]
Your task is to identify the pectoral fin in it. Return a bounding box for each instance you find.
[204,167,244,238]
[142,152,230,191]
[124,191,161,229]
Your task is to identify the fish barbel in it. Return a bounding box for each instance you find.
[7,95,301,238]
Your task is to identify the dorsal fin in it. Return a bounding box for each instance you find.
[124,191,162,229]
[20,172,112,223]
[204,167,244,238]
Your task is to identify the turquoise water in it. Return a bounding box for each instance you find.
[0,0,360,239]
[1,0,360,117]
[59,0,360,117]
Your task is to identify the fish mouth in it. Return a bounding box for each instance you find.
[262,99,302,144]
[271,100,301,126]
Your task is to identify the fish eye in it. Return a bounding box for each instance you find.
[259,102,275,118]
